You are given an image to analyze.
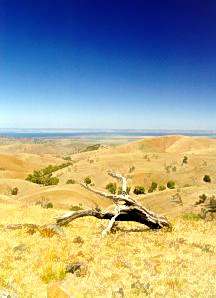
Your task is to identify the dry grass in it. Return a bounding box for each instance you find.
[0,203,215,297]
[0,136,216,297]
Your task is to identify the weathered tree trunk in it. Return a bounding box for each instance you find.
[56,172,171,236]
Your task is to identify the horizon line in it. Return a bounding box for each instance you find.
[0,128,216,132]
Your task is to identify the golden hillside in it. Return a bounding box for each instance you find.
[0,135,215,297]
[0,135,216,212]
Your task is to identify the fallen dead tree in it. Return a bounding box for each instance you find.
[56,172,171,237]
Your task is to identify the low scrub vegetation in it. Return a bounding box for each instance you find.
[203,175,211,183]
[11,187,19,195]
[84,177,92,185]
[70,203,83,211]
[182,155,188,165]
[106,182,117,194]
[82,144,101,152]
[167,180,175,189]
[133,186,145,195]
[148,182,158,193]
[26,162,72,186]
[117,186,131,195]
[159,185,166,191]
[66,179,76,184]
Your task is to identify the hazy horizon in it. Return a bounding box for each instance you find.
[1,128,216,132]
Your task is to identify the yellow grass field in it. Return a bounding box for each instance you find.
[0,135,215,297]
[0,203,215,297]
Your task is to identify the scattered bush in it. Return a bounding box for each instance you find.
[82,144,100,152]
[26,162,71,185]
[70,204,83,211]
[84,177,91,185]
[184,184,191,188]
[11,187,19,195]
[66,179,76,184]
[167,180,175,189]
[182,156,188,165]
[133,186,145,195]
[106,182,117,194]
[117,186,131,195]
[148,182,158,193]
[159,185,166,191]
[203,175,211,183]
[46,177,59,186]
[46,202,54,208]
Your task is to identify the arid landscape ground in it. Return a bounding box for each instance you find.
[0,135,215,297]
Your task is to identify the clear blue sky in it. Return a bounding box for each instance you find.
[0,0,216,129]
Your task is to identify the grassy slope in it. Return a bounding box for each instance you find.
[0,136,215,297]
[0,202,215,297]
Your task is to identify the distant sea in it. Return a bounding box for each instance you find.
[0,129,215,139]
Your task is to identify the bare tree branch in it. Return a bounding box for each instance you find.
[56,204,170,229]
[56,172,171,235]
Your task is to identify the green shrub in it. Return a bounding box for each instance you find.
[46,202,54,208]
[11,187,19,195]
[70,204,83,211]
[148,182,158,193]
[66,179,76,184]
[133,186,145,195]
[45,176,59,186]
[26,162,71,185]
[203,175,211,183]
[159,185,166,191]
[167,180,175,189]
[82,144,100,152]
[117,186,131,195]
[84,177,91,185]
[182,213,201,221]
[106,182,117,194]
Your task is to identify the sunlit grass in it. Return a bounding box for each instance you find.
[0,204,215,297]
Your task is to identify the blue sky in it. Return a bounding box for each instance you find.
[0,0,216,129]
